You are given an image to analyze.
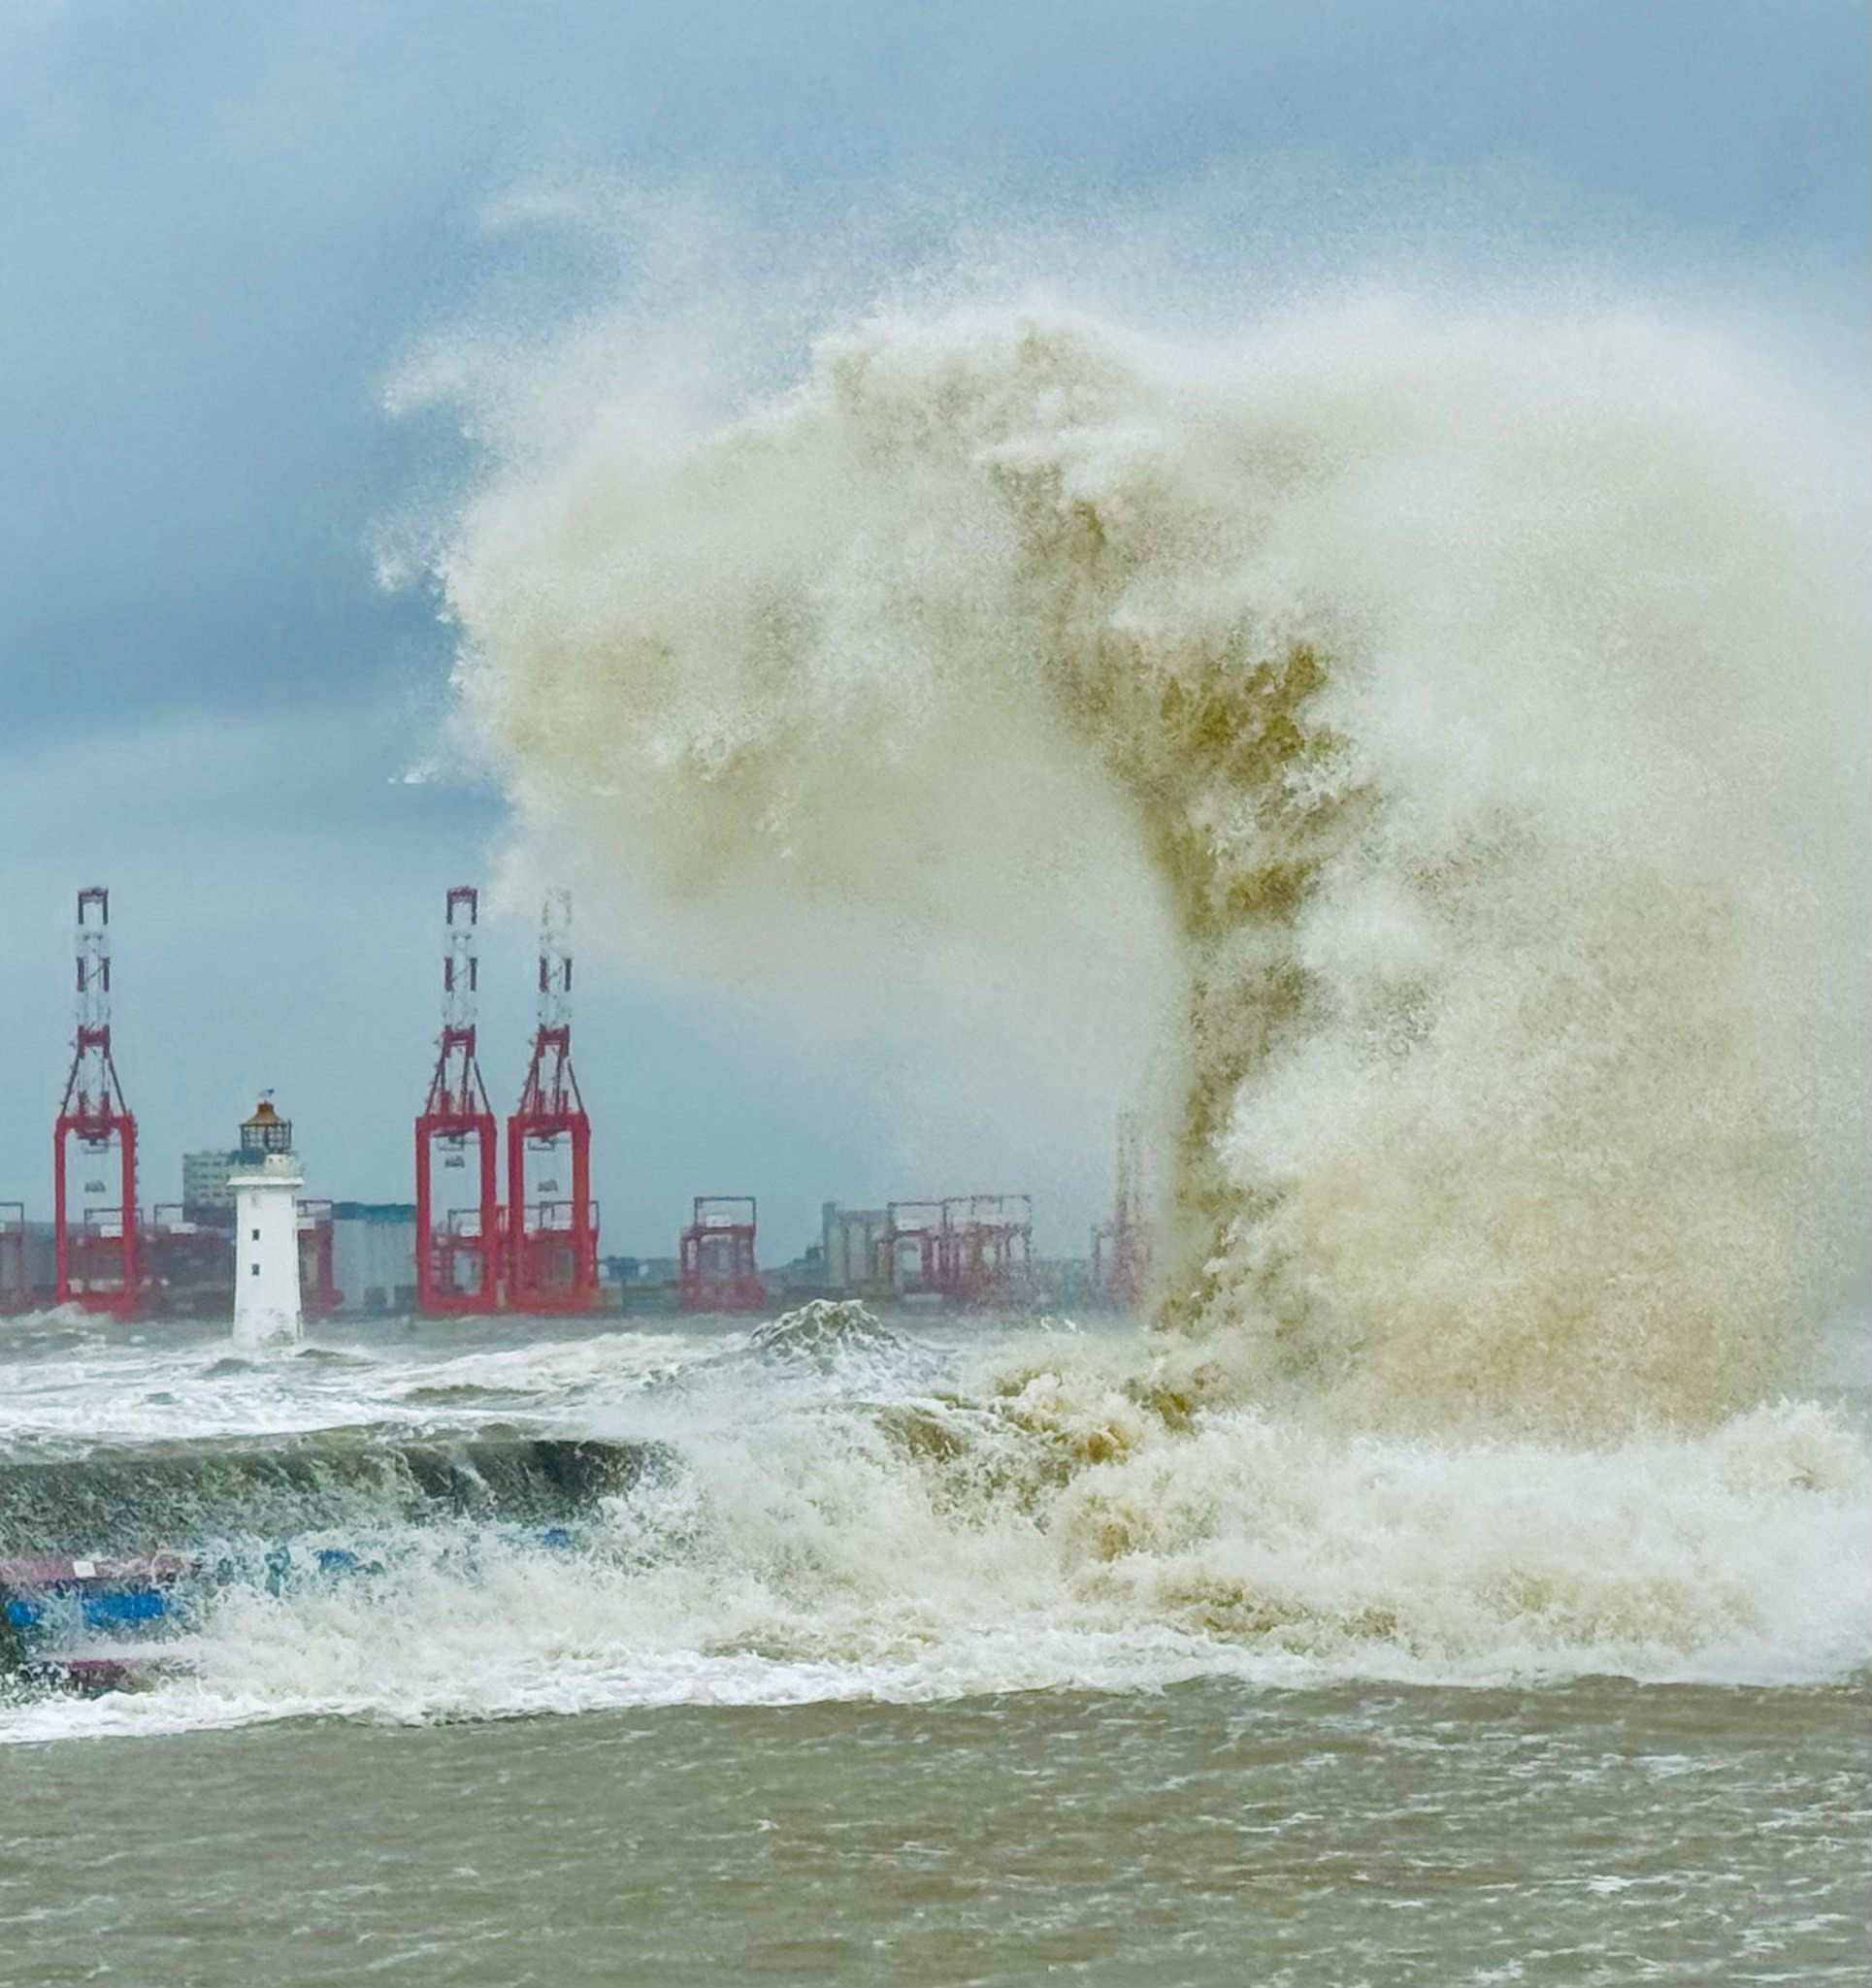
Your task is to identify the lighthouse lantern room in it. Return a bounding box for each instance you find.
[230,1096,305,1348]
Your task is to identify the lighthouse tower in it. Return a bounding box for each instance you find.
[230,1097,304,1348]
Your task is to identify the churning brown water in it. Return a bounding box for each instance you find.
[5,1675,1867,1986]
[2,1311,1866,1984]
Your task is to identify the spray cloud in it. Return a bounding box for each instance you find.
[434,286,1867,1438]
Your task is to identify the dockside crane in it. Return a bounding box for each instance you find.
[415,886,503,1314]
[505,891,598,1313]
[53,887,139,1316]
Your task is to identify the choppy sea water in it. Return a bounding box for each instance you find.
[2,1308,1866,1985]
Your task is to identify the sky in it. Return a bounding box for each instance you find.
[1,0,1866,1262]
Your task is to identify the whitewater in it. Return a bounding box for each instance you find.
[0,1297,1863,1747]
[10,290,1867,1754]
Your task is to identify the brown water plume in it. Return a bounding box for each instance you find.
[436,296,1867,1438]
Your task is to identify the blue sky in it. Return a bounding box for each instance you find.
[1,0,1865,1259]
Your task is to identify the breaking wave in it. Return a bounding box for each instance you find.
[2,1312,1866,1742]
[440,294,1867,1439]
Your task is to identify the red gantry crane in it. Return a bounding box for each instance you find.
[415,887,503,1314]
[877,1199,947,1294]
[505,891,598,1314]
[53,887,139,1317]
[937,1194,1034,1305]
[677,1196,765,1312]
[876,1195,1033,1306]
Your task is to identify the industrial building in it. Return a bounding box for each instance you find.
[181,1150,242,1226]
[822,1204,890,1292]
[331,1204,419,1316]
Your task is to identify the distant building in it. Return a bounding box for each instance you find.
[821,1203,889,1292]
[598,1254,682,1313]
[330,1202,417,1315]
[1031,1257,1099,1310]
[0,1216,55,1310]
[181,1149,243,1226]
[772,1241,825,1294]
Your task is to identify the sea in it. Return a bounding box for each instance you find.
[2,1302,1865,1986]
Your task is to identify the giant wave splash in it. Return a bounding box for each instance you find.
[441,296,1866,1438]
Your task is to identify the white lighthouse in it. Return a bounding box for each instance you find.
[229,1096,304,1349]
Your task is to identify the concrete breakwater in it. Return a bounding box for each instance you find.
[0,1433,654,1557]
[0,1433,656,1688]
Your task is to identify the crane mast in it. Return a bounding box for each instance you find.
[505,891,597,1313]
[53,887,139,1315]
[414,886,502,1313]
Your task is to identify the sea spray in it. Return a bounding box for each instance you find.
[440,297,1867,1436]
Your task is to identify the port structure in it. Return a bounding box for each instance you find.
[877,1194,1033,1305]
[143,1203,232,1318]
[297,1198,341,1316]
[936,1194,1033,1304]
[677,1196,764,1312]
[505,891,598,1313]
[53,888,139,1317]
[415,887,503,1314]
[1091,1111,1153,1309]
[877,1200,947,1294]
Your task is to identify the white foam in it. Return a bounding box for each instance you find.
[5,1326,1864,1743]
[0,1325,729,1450]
